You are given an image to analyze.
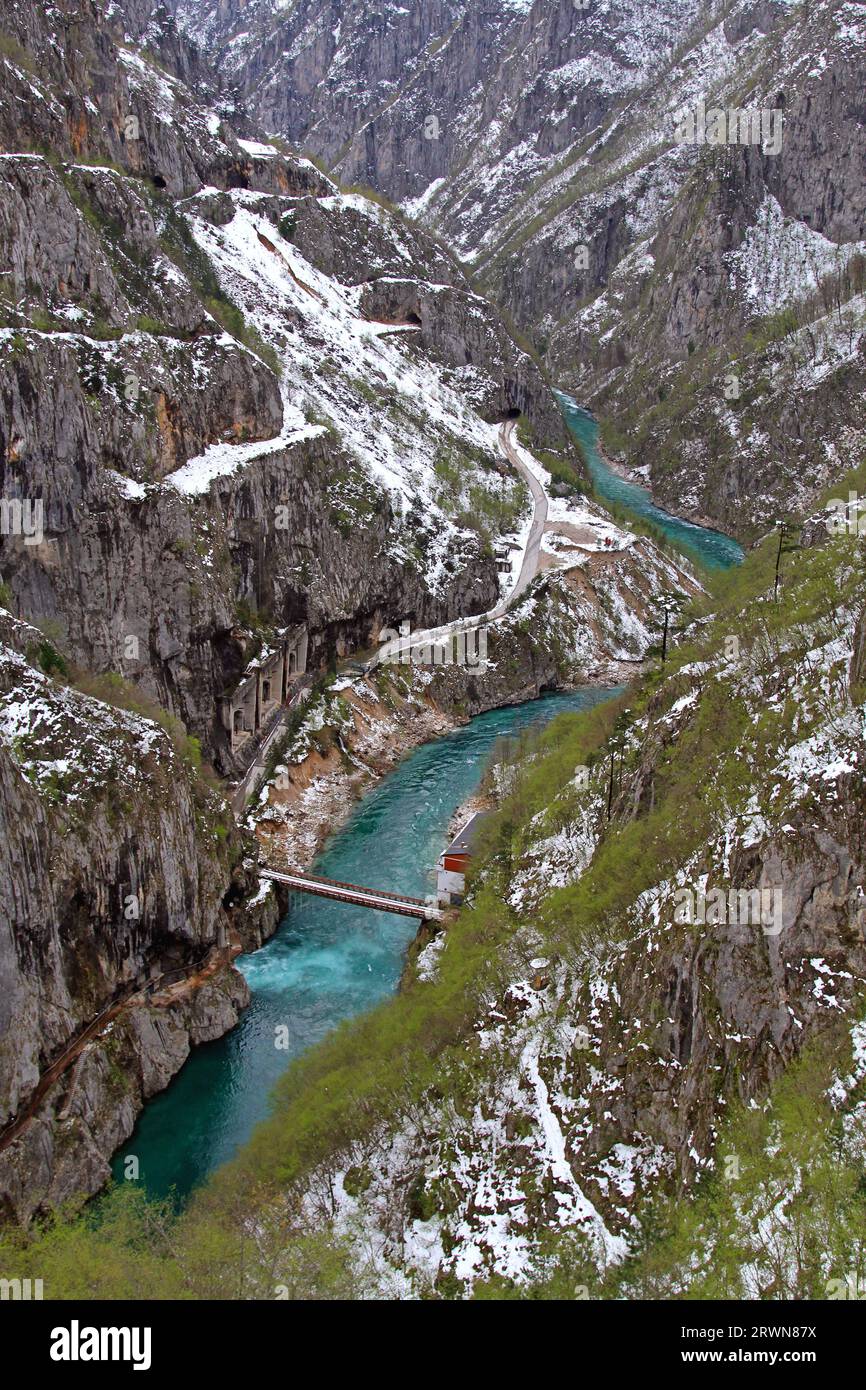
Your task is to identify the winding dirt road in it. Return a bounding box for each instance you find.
[491,419,548,617]
[374,420,549,665]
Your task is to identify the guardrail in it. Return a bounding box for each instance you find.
[262,867,429,907]
[259,868,441,920]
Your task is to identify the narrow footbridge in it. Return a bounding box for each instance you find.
[258,868,443,921]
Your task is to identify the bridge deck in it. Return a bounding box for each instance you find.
[258,868,443,921]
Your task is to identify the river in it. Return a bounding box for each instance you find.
[114,686,619,1200]
[115,398,743,1202]
[557,392,744,570]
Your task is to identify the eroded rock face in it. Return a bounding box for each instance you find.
[0,969,253,1224]
[0,21,574,774]
[1,381,499,775]
[170,0,695,220]
[509,11,866,536]
[358,277,567,446]
[0,624,281,1222]
[288,197,459,288]
[175,0,866,537]
[575,814,866,1211]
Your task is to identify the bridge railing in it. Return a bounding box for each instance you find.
[261,867,428,907]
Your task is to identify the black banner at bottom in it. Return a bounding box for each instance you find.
[0,1296,849,1376]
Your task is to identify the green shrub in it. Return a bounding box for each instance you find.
[28,639,69,680]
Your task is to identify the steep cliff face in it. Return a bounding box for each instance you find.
[458,0,866,536]
[1,0,240,194]
[0,611,281,1222]
[170,0,702,236]
[1,0,577,777]
[534,1,866,536]
[177,0,866,537]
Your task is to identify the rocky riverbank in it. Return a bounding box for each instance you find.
[247,656,638,883]
[249,667,456,871]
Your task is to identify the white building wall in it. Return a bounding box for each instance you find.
[436,865,466,904]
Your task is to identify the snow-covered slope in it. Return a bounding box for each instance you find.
[177,185,524,594]
[169,0,704,259]
[173,0,866,536]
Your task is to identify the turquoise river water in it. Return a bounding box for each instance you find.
[115,686,618,1199]
[558,392,744,571]
[114,401,743,1202]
